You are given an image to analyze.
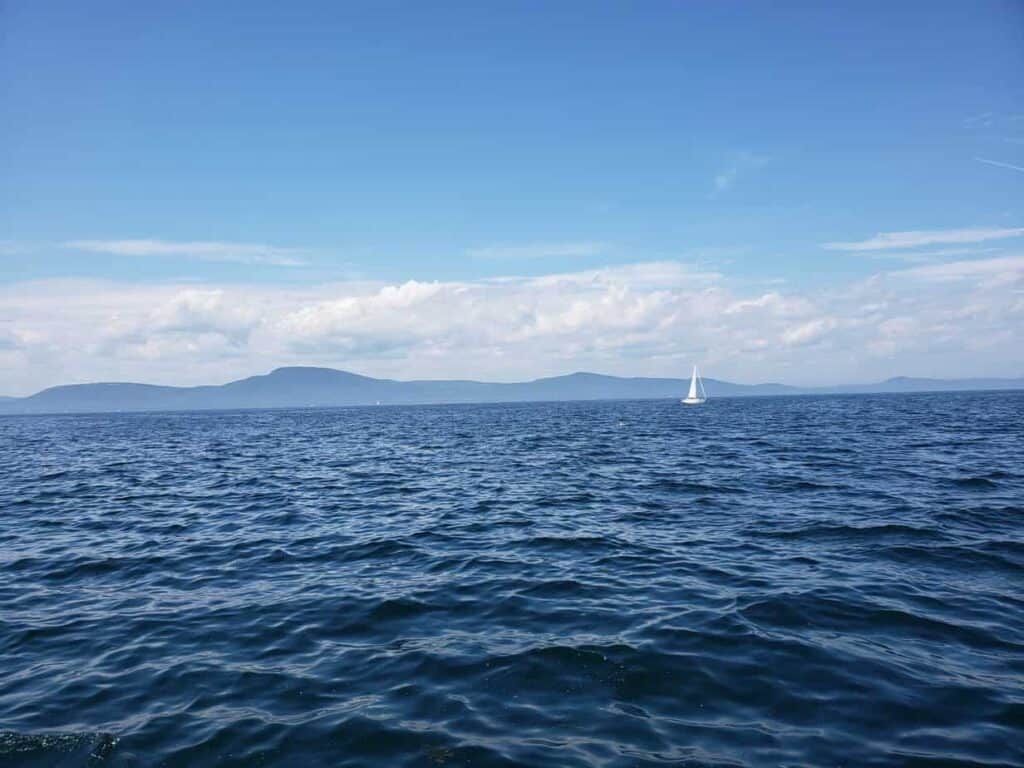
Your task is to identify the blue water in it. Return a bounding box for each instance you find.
[1,393,1023,767]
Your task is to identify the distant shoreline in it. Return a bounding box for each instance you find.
[1,366,1022,416]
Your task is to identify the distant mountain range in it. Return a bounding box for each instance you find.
[0,367,1021,415]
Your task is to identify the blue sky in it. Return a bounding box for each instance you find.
[1,1,1023,393]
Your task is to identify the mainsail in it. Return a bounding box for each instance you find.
[687,367,700,400]
[682,365,707,404]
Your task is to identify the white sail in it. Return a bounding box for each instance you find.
[682,365,707,405]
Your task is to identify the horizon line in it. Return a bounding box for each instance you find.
[4,364,1024,401]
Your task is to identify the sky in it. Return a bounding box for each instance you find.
[1,0,1023,395]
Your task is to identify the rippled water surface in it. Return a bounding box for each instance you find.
[2,393,1023,767]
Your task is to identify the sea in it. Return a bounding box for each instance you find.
[1,392,1022,767]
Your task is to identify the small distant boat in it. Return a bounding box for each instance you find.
[681,365,707,405]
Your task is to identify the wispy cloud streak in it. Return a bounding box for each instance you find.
[975,157,1024,174]
[467,242,607,260]
[823,227,1024,252]
[66,239,307,266]
[892,254,1024,281]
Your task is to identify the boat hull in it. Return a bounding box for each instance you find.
[681,397,707,405]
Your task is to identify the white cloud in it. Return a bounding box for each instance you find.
[147,289,262,338]
[724,292,813,318]
[823,227,1024,252]
[524,261,720,289]
[781,317,837,347]
[1,258,1022,395]
[66,239,307,266]
[467,242,606,260]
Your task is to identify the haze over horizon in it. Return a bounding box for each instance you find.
[3,1,1023,396]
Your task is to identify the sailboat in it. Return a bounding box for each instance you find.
[681,365,707,405]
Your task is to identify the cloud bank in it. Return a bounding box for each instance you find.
[1,257,1021,395]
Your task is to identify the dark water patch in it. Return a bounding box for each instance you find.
[950,476,1001,490]
[758,522,950,544]
[880,542,1024,575]
[0,731,118,767]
